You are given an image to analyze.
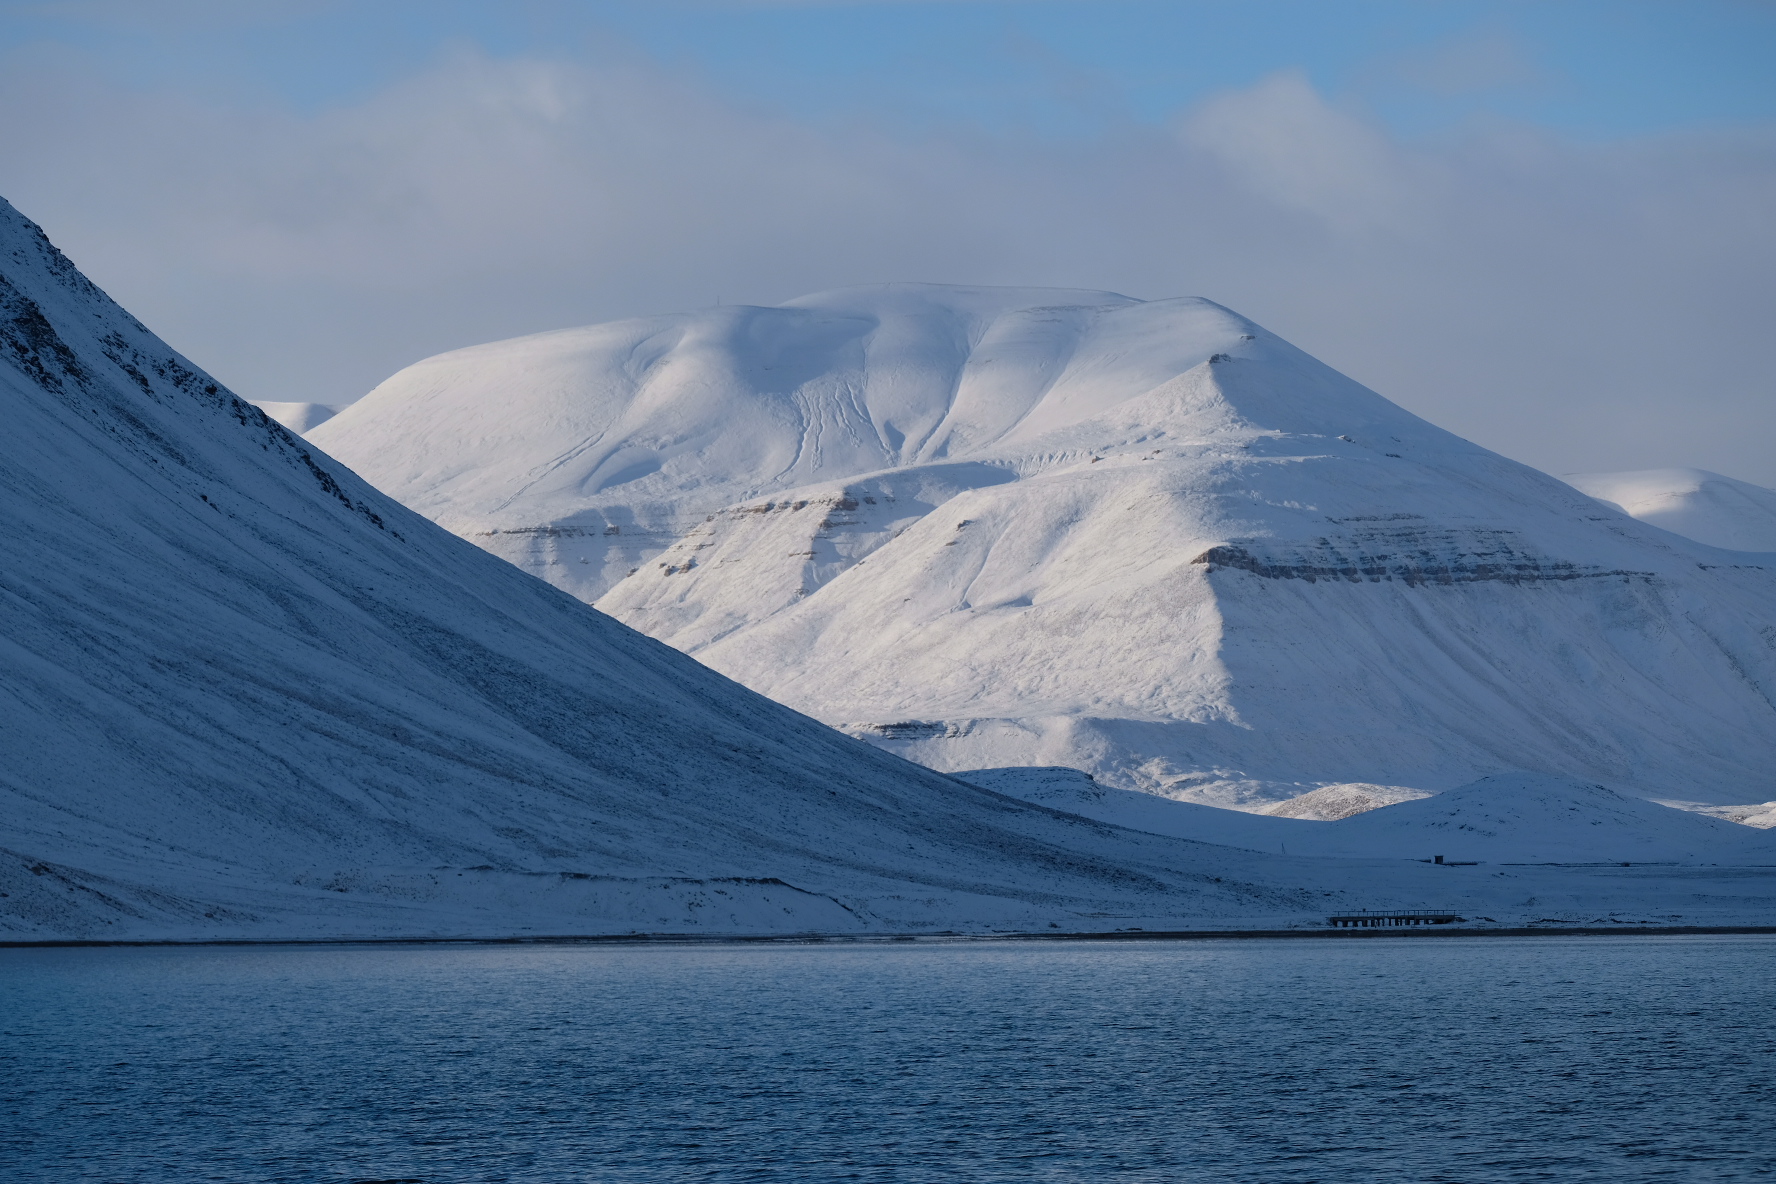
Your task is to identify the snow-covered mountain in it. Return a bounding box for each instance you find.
[1565,468,1776,554]
[313,285,1776,810]
[965,769,1776,866]
[5,199,1399,941]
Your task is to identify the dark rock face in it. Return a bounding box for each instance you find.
[1193,528,1653,586]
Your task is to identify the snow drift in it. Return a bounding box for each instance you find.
[313,285,1776,809]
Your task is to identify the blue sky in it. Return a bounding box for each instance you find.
[0,1,1772,481]
[7,1,1775,136]
[605,0,1776,138]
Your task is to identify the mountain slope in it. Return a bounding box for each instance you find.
[1566,468,1776,554]
[313,286,1776,809]
[1,199,1385,940]
[966,769,1776,865]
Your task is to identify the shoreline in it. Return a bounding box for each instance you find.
[5,923,1774,950]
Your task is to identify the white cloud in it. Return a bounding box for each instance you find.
[1,45,1772,484]
[1178,71,1426,233]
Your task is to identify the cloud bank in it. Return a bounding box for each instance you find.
[1,46,1771,483]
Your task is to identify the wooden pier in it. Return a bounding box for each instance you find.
[1327,910,1464,929]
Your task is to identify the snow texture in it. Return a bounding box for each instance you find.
[313,285,1776,809]
[1258,784,1433,821]
[1680,802,1776,830]
[1566,468,1776,554]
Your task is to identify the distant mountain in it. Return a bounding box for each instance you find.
[314,285,1776,809]
[1310,774,1776,864]
[966,768,1776,865]
[1566,468,1776,554]
[251,400,344,433]
[0,199,1356,940]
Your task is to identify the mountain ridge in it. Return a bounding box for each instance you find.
[0,199,1346,939]
[313,285,1776,809]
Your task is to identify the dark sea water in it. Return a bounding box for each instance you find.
[2,935,1771,1182]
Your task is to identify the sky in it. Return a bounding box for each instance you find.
[0,0,1772,483]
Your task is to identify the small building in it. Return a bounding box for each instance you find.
[1327,910,1464,929]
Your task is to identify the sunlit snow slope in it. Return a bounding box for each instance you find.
[313,286,1776,810]
[1566,469,1776,554]
[0,201,1375,940]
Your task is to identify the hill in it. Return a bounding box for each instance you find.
[966,768,1776,865]
[312,286,1776,809]
[1566,468,1776,554]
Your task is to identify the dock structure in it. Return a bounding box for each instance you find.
[1327,910,1464,929]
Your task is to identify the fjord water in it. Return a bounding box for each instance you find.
[4,938,1771,1182]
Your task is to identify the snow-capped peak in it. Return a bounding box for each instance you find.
[314,284,1776,812]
